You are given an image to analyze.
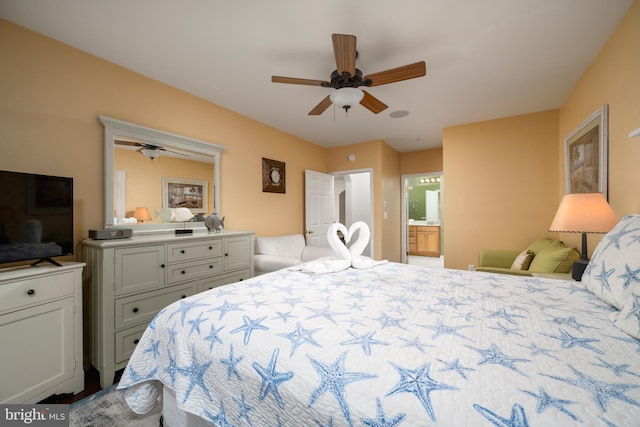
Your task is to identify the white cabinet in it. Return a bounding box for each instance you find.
[0,262,84,403]
[82,231,254,388]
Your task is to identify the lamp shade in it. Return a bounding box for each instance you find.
[330,87,364,111]
[140,148,160,160]
[549,193,617,233]
[133,207,152,222]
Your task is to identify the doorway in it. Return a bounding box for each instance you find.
[402,173,444,266]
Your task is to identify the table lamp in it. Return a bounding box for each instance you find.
[133,207,152,223]
[549,193,617,280]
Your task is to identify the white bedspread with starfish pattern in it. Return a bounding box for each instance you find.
[118,263,640,426]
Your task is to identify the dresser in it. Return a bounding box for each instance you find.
[82,231,254,387]
[0,262,84,403]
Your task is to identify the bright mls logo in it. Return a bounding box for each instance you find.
[1,405,69,426]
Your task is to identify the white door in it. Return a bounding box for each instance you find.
[304,170,335,247]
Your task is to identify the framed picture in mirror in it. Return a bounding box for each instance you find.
[162,177,208,213]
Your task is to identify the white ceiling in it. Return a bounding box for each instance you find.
[0,0,633,152]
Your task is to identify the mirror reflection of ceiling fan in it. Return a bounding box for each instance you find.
[114,139,189,160]
[272,33,426,115]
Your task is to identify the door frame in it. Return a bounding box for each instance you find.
[402,172,443,264]
[331,168,374,258]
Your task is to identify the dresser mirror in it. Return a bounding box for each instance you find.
[99,116,224,233]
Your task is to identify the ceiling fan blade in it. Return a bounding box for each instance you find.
[308,95,333,115]
[114,139,142,147]
[364,61,426,87]
[161,148,189,156]
[272,76,328,86]
[332,34,357,77]
[360,90,388,114]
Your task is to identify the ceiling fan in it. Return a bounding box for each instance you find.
[114,139,188,160]
[272,33,426,116]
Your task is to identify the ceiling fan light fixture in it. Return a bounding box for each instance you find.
[330,87,364,113]
[140,148,160,160]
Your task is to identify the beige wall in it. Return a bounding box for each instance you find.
[0,19,328,260]
[557,0,640,252]
[400,147,443,175]
[443,110,560,269]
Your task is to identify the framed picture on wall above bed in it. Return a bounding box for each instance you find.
[162,177,208,213]
[564,104,608,198]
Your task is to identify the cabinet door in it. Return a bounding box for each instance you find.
[223,236,251,271]
[115,245,166,295]
[0,298,74,403]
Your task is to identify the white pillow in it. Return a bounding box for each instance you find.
[614,289,640,340]
[582,214,640,309]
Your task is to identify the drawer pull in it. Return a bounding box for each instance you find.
[132,307,139,313]
[161,264,165,268]
[209,265,213,269]
[181,295,187,299]
[181,270,186,275]
[27,289,36,296]
[209,246,213,250]
[133,339,140,345]
[181,250,185,254]
[225,253,229,257]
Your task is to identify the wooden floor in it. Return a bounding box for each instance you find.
[39,366,124,405]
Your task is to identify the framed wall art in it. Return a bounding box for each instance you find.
[162,177,208,213]
[564,104,608,199]
[262,158,286,194]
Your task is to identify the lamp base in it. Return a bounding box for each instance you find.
[572,259,589,281]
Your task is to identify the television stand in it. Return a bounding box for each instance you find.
[31,257,63,267]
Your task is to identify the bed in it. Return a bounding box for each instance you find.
[117,217,640,426]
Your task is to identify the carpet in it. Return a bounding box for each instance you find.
[70,384,161,427]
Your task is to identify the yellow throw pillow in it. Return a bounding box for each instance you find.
[511,250,534,270]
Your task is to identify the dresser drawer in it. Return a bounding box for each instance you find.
[167,240,223,263]
[114,323,148,364]
[114,282,197,330]
[0,271,74,314]
[198,269,251,293]
[166,258,224,284]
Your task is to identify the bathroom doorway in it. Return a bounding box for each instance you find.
[402,173,444,266]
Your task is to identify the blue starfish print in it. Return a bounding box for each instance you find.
[176,347,212,403]
[420,319,472,341]
[230,315,269,345]
[543,364,640,411]
[437,357,475,379]
[143,338,160,359]
[307,351,376,427]
[544,328,604,354]
[592,357,640,378]
[252,348,294,409]
[489,322,526,338]
[204,322,225,351]
[398,336,434,354]
[517,343,558,361]
[372,312,407,330]
[618,264,640,289]
[168,299,210,326]
[126,365,157,383]
[594,261,616,292]
[278,322,321,356]
[486,307,526,325]
[168,326,177,346]
[386,361,457,421]
[272,310,296,323]
[305,305,345,325]
[623,292,640,324]
[347,301,365,311]
[232,392,254,426]
[471,343,530,376]
[220,344,243,381]
[601,222,640,252]
[340,330,390,356]
[525,284,550,294]
[202,402,233,427]
[519,386,578,421]
[187,312,207,337]
[164,349,177,385]
[360,398,406,427]
[473,403,529,427]
[552,316,592,332]
[209,299,244,320]
[434,296,465,309]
